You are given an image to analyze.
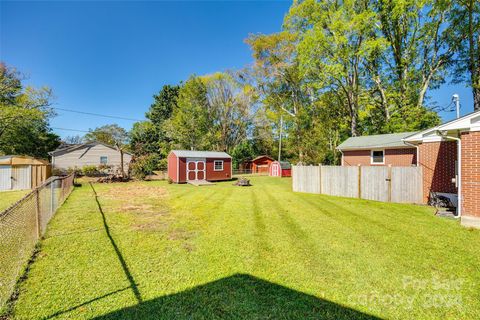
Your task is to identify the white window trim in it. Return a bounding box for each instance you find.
[100,156,108,164]
[214,160,224,171]
[370,149,385,165]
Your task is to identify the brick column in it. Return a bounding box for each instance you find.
[418,141,458,203]
[461,131,480,228]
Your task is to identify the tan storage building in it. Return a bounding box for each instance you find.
[0,156,51,191]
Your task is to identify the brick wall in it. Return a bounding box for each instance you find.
[342,148,416,166]
[418,141,457,203]
[461,131,480,218]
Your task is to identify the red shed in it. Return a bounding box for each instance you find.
[269,161,292,177]
[167,150,232,183]
[251,155,274,174]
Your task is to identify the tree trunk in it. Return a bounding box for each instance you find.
[474,87,480,112]
[350,110,358,137]
[120,149,125,178]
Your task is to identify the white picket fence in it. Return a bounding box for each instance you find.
[292,165,423,204]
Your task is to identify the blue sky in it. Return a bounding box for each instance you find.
[0,1,474,139]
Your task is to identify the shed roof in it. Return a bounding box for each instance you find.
[252,155,274,162]
[337,132,417,150]
[170,150,231,158]
[278,161,291,169]
[0,155,49,165]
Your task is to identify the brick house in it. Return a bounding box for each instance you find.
[337,110,480,228]
[337,132,418,167]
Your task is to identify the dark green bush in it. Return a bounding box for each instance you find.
[82,165,99,177]
[130,154,160,180]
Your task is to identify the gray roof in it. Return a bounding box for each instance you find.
[278,161,291,169]
[170,150,231,158]
[337,132,418,150]
[49,141,132,156]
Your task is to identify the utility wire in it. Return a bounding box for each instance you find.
[52,106,143,121]
[51,127,94,133]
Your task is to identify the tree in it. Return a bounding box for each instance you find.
[246,31,315,161]
[230,140,255,169]
[374,0,446,129]
[63,135,84,144]
[285,0,385,136]
[84,124,130,177]
[203,72,254,152]
[166,76,213,150]
[129,121,161,156]
[447,0,480,111]
[0,62,60,158]
[146,85,179,126]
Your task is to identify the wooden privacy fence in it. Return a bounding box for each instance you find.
[292,165,423,204]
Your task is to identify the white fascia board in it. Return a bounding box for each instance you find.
[404,110,480,142]
[338,145,415,151]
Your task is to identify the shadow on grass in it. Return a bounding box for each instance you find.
[89,183,143,303]
[44,286,131,319]
[92,274,381,320]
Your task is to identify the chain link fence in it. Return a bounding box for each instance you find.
[232,169,269,176]
[0,174,74,311]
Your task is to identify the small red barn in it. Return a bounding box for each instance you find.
[251,155,274,174]
[269,161,292,177]
[167,150,232,183]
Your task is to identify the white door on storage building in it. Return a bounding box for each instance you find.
[0,166,12,191]
[11,165,31,190]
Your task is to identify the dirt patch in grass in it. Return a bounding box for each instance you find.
[101,184,168,200]
[167,228,196,241]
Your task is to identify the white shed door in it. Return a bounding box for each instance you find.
[12,165,31,190]
[0,166,12,191]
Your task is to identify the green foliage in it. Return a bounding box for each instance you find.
[129,121,161,156]
[84,124,129,149]
[146,85,179,126]
[166,75,212,150]
[82,165,99,177]
[0,63,60,158]
[130,154,160,180]
[446,0,480,110]
[66,167,82,176]
[231,140,256,169]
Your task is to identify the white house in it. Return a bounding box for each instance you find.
[49,142,132,173]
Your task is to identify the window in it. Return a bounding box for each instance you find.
[100,156,108,164]
[214,160,224,171]
[370,150,384,164]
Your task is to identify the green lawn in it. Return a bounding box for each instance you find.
[0,190,29,212]
[9,177,480,319]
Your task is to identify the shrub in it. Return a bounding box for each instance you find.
[52,168,67,176]
[82,165,99,177]
[130,154,160,180]
[158,158,168,171]
[66,167,83,176]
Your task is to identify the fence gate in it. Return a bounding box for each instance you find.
[360,166,390,202]
[391,167,423,203]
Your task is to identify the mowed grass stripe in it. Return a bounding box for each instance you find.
[8,177,480,320]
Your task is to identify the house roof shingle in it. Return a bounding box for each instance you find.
[337,132,418,150]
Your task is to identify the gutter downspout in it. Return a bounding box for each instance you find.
[403,141,419,166]
[438,132,462,218]
[338,149,344,166]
